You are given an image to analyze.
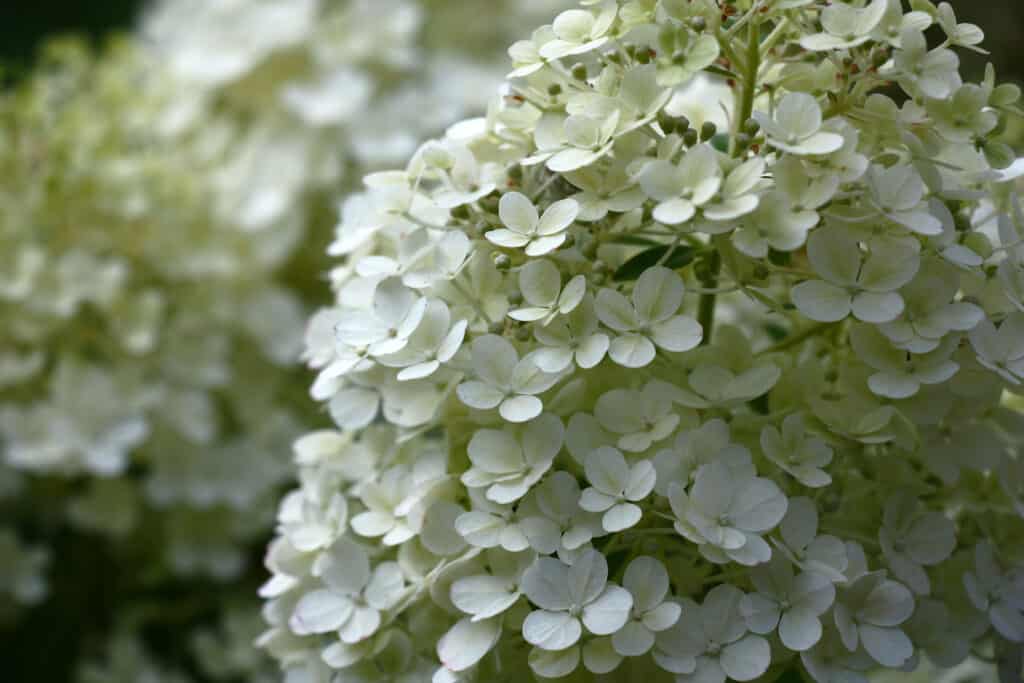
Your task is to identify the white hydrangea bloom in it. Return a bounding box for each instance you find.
[256,2,1024,681]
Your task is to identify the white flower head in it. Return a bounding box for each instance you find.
[486,192,579,256]
[654,584,772,682]
[520,549,633,651]
[579,446,656,532]
[462,413,564,504]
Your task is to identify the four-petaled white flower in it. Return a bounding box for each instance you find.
[335,277,427,357]
[376,300,467,381]
[792,226,920,323]
[740,555,836,652]
[532,293,610,372]
[289,539,404,644]
[850,323,959,399]
[486,192,579,256]
[754,93,844,156]
[509,259,586,324]
[539,5,617,60]
[963,542,1024,642]
[774,497,850,584]
[800,0,888,51]
[595,266,702,367]
[579,446,656,532]
[457,334,561,422]
[832,570,916,668]
[462,413,564,504]
[654,584,772,683]
[614,556,682,657]
[593,381,684,453]
[879,492,957,595]
[669,456,788,566]
[521,549,633,651]
[760,413,833,488]
[638,144,722,225]
[968,313,1024,384]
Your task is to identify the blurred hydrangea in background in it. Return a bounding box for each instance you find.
[0,0,569,680]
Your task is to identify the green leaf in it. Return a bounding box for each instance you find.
[611,235,662,247]
[613,245,695,281]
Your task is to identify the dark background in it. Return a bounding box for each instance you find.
[0,1,141,73]
[1,1,1023,82]
[0,0,1020,681]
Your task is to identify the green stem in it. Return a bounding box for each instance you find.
[732,17,761,152]
[697,250,721,346]
[701,15,762,344]
[758,322,835,355]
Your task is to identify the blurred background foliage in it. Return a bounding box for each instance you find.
[0,1,1022,82]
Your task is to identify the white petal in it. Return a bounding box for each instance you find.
[653,198,696,225]
[520,259,562,307]
[644,601,683,631]
[467,428,523,474]
[859,624,913,667]
[612,620,656,657]
[523,610,583,651]
[328,388,379,430]
[568,548,609,606]
[720,634,771,682]
[289,590,353,635]
[452,575,519,620]
[584,446,628,494]
[791,280,852,322]
[633,266,685,324]
[521,557,572,611]
[455,511,504,548]
[339,606,380,643]
[582,585,633,635]
[528,645,581,678]
[608,334,656,368]
[499,191,539,235]
[851,291,904,324]
[623,555,670,612]
[538,198,580,235]
[583,637,623,674]
[778,607,822,652]
[576,333,609,368]
[457,381,506,412]
[603,503,642,532]
[438,616,501,672]
[500,395,544,423]
[485,228,531,248]
[472,334,518,386]
[650,315,703,352]
[350,511,395,537]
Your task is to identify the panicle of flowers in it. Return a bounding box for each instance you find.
[0,0,570,678]
[258,0,1024,681]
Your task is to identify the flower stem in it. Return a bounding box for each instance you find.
[697,250,721,346]
[701,15,762,345]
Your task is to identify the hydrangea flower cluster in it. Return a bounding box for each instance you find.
[261,1,1024,681]
[0,0,571,679]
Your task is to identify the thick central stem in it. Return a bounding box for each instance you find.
[702,14,761,345]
